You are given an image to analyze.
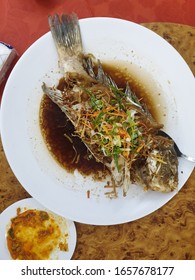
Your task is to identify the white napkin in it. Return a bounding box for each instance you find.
[0,41,17,84]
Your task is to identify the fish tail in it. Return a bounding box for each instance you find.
[48,13,83,60]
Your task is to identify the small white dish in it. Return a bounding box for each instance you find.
[0,198,77,260]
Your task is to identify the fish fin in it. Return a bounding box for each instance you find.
[83,55,118,87]
[48,14,83,60]
[125,82,142,109]
[82,55,96,79]
[42,82,64,107]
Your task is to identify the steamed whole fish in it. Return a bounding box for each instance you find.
[42,13,178,197]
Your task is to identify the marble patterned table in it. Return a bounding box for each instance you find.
[0,22,195,260]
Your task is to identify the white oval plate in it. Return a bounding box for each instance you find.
[1,17,195,225]
[0,198,77,260]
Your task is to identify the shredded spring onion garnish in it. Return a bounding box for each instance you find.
[77,85,151,171]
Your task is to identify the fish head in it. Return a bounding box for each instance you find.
[131,136,178,192]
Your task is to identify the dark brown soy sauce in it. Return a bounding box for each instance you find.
[39,63,158,178]
[39,94,106,178]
